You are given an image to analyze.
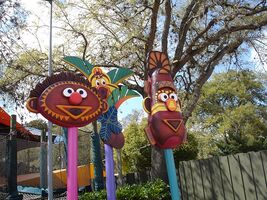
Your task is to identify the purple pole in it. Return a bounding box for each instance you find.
[67,127,78,200]
[105,144,116,200]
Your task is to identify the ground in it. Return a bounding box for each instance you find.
[0,192,68,200]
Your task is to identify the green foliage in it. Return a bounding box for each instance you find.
[80,189,106,200]
[173,132,199,164]
[78,126,92,166]
[80,179,170,200]
[122,112,151,173]
[25,119,48,131]
[193,70,267,155]
[193,131,219,159]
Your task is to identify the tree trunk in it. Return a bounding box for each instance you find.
[116,149,124,186]
[151,146,168,183]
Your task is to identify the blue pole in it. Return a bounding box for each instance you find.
[164,149,181,200]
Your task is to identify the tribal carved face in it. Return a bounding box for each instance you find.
[143,51,186,149]
[88,67,117,99]
[26,72,108,127]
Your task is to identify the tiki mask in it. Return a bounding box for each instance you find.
[26,72,108,127]
[63,56,139,149]
[88,67,117,100]
[143,51,186,149]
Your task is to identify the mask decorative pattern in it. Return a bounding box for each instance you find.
[26,72,107,127]
[143,51,186,149]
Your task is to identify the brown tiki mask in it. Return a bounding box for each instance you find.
[143,51,186,149]
[26,72,108,127]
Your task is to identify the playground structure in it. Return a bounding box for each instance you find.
[0,107,96,198]
[0,107,40,145]
[17,164,95,189]
[0,107,40,191]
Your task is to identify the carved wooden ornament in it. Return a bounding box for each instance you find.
[143,51,186,149]
[26,72,108,127]
[63,56,140,148]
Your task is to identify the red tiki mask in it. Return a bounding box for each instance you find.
[143,51,186,149]
[26,72,108,127]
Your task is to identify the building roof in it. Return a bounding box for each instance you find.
[0,107,40,142]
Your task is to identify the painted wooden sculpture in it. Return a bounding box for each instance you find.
[64,56,138,149]
[143,51,186,148]
[26,72,107,200]
[143,51,186,200]
[89,67,139,149]
[64,56,139,200]
[26,72,107,127]
[90,68,139,200]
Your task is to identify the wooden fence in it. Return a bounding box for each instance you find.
[178,150,267,200]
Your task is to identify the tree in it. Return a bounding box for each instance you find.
[173,132,199,166]
[0,0,28,65]
[122,111,151,173]
[1,0,267,180]
[192,70,267,155]
[25,119,48,131]
[45,0,267,180]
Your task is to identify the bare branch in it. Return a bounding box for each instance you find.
[183,38,243,123]
[144,0,161,57]
[174,0,201,62]
[173,15,267,74]
[248,40,265,65]
[55,2,88,60]
[162,0,171,53]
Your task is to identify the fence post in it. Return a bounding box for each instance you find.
[40,129,48,196]
[6,115,23,200]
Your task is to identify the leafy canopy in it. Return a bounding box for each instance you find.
[193,70,267,155]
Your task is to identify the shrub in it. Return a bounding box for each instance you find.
[80,189,106,200]
[80,179,170,200]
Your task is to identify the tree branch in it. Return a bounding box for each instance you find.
[174,0,200,62]
[144,0,161,80]
[162,0,171,54]
[183,38,243,123]
[173,15,267,75]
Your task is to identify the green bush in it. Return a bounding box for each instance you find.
[80,179,170,200]
[80,189,106,200]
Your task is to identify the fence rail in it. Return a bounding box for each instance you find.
[178,150,267,200]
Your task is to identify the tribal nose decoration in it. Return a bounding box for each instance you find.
[142,51,187,149]
[26,72,108,128]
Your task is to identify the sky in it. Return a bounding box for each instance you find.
[1,0,266,123]
[0,0,144,123]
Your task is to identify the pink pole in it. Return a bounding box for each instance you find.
[67,127,78,200]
